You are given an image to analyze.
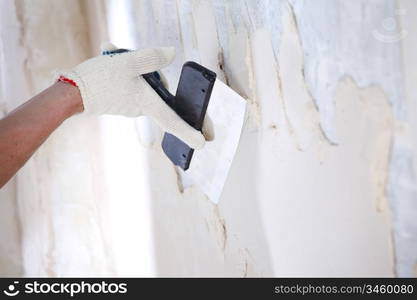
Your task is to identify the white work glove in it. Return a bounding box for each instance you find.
[60,43,205,149]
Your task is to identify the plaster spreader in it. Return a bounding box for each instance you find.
[104,49,247,204]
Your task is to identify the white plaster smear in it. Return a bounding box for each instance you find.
[256,10,394,276]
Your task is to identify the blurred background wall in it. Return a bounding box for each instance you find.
[0,0,416,277]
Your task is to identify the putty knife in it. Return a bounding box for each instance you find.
[104,49,247,204]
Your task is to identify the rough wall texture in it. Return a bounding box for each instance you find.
[395,0,417,277]
[142,0,395,277]
[0,0,416,277]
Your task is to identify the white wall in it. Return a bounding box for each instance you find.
[0,0,416,277]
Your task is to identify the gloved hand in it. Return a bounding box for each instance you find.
[60,43,205,149]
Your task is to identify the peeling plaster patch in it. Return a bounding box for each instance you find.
[221,233,261,277]
[257,73,395,276]
[397,0,417,278]
[290,0,404,142]
[212,1,286,131]
[334,77,394,217]
[174,167,185,193]
[14,0,90,92]
[13,1,34,94]
[175,1,184,46]
[278,9,327,151]
[191,0,224,81]
[209,205,227,252]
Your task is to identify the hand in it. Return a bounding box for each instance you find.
[60,43,205,149]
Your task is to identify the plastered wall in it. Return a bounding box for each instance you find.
[0,0,416,277]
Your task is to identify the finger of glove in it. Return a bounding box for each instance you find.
[147,100,205,150]
[128,47,175,75]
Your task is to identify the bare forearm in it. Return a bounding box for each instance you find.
[0,82,83,188]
